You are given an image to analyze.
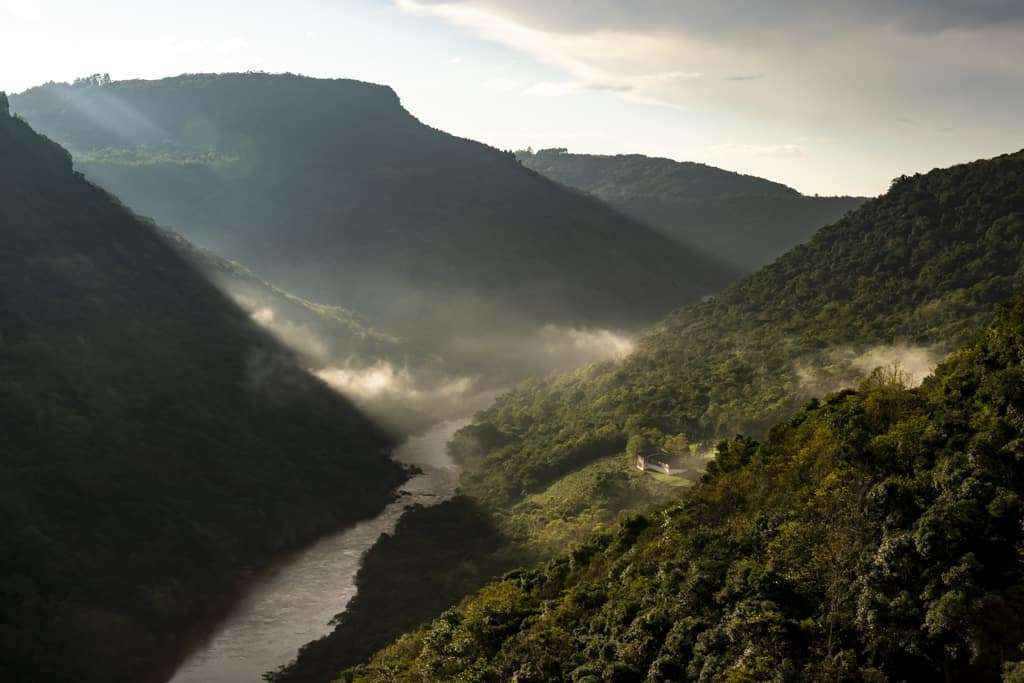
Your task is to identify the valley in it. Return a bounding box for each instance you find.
[170,420,464,683]
[2,11,1022,680]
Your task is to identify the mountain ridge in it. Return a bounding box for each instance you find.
[452,148,1024,507]
[272,150,1024,683]
[0,99,404,683]
[518,147,866,270]
[341,287,1024,681]
[12,73,740,339]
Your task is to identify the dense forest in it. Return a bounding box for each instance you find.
[274,152,1024,683]
[453,150,1024,507]
[342,289,1024,681]
[6,69,1023,683]
[266,497,520,683]
[518,149,865,271]
[0,103,404,682]
[267,455,693,683]
[11,74,738,343]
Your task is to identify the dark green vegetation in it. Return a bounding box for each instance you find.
[518,148,865,271]
[497,453,695,555]
[267,497,520,683]
[0,104,404,682]
[12,74,738,343]
[456,150,1024,507]
[340,287,1024,682]
[269,457,691,683]
[277,150,1024,682]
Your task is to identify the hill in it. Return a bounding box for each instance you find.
[0,98,404,682]
[343,289,1024,682]
[452,149,1024,507]
[271,151,1024,682]
[11,74,739,342]
[518,148,865,271]
[159,230,460,433]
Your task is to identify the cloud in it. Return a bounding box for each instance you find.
[248,305,329,361]
[396,0,704,103]
[315,361,471,401]
[483,78,523,90]
[218,36,247,52]
[536,325,635,362]
[712,143,809,159]
[396,0,1024,176]
[849,345,941,386]
[522,81,577,96]
[639,70,702,82]
[4,0,42,21]
[796,344,945,396]
[402,1,1024,38]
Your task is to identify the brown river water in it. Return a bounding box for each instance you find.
[168,418,467,683]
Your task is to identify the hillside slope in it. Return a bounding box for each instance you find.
[272,150,1024,683]
[11,74,738,339]
[519,148,865,271]
[453,150,1024,506]
[160,230,458,433]
[0,99,404,682]
[345,290,1024,682]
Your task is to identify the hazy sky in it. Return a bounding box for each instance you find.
[2,0,1022,195]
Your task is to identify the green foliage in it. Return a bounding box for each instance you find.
[0,110,404,682]
[264,497,520,683]
[518,148,865,271]
[12,74,739,338]
[519,148,802,201]
[458,149,1024,507]
[342,291,1024,681]
[502,454,693,554]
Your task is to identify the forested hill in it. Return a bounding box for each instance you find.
[11,74,738,338]
[345,289,1024,682]
[453,150,1024,506]
[518,148,865,271]
[0,101,404,682]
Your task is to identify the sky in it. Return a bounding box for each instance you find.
[1,0,1022,196]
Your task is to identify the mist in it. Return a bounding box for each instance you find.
[849,345,942,386]
[250,305,330,362]
[234,285,637,435]
[796,343,946,396]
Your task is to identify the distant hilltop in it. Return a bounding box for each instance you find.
[517,147,866,271]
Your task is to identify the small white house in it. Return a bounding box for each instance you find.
[636,449,694,476]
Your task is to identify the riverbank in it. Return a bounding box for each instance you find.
[148,487,404,683]
[268,452,695,681]
[265,495,526,683]
[166,420,466,682]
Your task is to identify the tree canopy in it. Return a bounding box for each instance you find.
[342,288,1024,682]
[0,101,403,683]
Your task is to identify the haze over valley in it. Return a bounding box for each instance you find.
[1,3,1023,682]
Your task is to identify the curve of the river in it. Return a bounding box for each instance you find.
[168,418,468,683]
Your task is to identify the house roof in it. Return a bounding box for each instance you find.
[641,449,691,468]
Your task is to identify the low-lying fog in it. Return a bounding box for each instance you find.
[236,274,950,439]
[238,292,636,434]
[796,343,946,395]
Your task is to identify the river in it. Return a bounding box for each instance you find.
[168,418,468,683]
